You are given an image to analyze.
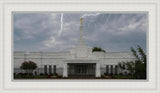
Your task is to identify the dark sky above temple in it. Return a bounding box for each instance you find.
[14,13,147,52]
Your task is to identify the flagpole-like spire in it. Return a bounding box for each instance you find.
[78,18,85,46]
[81,17,83,24]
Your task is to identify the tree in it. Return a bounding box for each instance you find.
[125,61,135,76]
[92,47,106,53]
[118,45,146,78]
[20,61,37,75]
[118,62,126,75]
[118,62,126,71]
[131,45,146,79]
[118,61,135,76]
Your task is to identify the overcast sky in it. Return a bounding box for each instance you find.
[14,13,147,52]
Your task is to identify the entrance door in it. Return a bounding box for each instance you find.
[68,63,96,77]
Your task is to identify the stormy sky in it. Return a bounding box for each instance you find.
[14,13,147,52]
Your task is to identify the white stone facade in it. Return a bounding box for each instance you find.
[14,18,136,77]
[14,50,136,77]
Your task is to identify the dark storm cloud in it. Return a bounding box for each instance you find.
[83,13,146,52]
[14,13,147,52]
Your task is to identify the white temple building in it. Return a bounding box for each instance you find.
[14,18,136,77]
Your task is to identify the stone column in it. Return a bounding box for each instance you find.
[113,65,115,75]
[96,63,101,77]
[47,65,49,75]
[63,63,68,77]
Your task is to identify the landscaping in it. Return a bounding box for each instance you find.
[101,74,136,79]
[14,45,146,80]
[14,74,62,79]
[14,74,137,79]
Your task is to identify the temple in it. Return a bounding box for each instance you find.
[14,18,136,77]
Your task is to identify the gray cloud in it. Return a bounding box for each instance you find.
[14,13,147,52]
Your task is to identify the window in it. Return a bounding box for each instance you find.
[53,65,56,74]
[106,65,109,75]
[49,65,52,75]
[110,65,113,74]
[44,65,47,75]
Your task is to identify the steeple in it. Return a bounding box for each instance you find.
[81,17,83,24]
[78,18,85,46]
[70,17,92,58]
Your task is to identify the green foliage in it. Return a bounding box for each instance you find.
[113,75,135,79]
[20,61,37,74]
[118,61,135,75]
[131,45,146,79]
[14,75,63,79]
[118,45,146,79]
[101,74,135,79]
[92,47,106,53]
[101,75,112,79]
[125,61,135,75]
[131,47,139,60]
[14,75,48,79]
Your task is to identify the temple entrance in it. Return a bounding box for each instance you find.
[68,63,96,77]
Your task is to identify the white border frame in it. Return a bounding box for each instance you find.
[0,0,160,92]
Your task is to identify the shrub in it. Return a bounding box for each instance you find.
[57,75,62,78]
[20,61,37,75]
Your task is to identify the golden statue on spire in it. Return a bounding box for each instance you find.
[80,17,83,24]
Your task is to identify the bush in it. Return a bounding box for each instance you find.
[104,75,112,79]
[101,74,112,79]
[20,61,37,75]
[101,74,105,78]
[14,75,48,79]
[57,75,62,78]
[51,76,57,78]
[113,75,135,79]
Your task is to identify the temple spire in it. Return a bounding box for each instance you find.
[78,18,85,46]
[81,17,83,24]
